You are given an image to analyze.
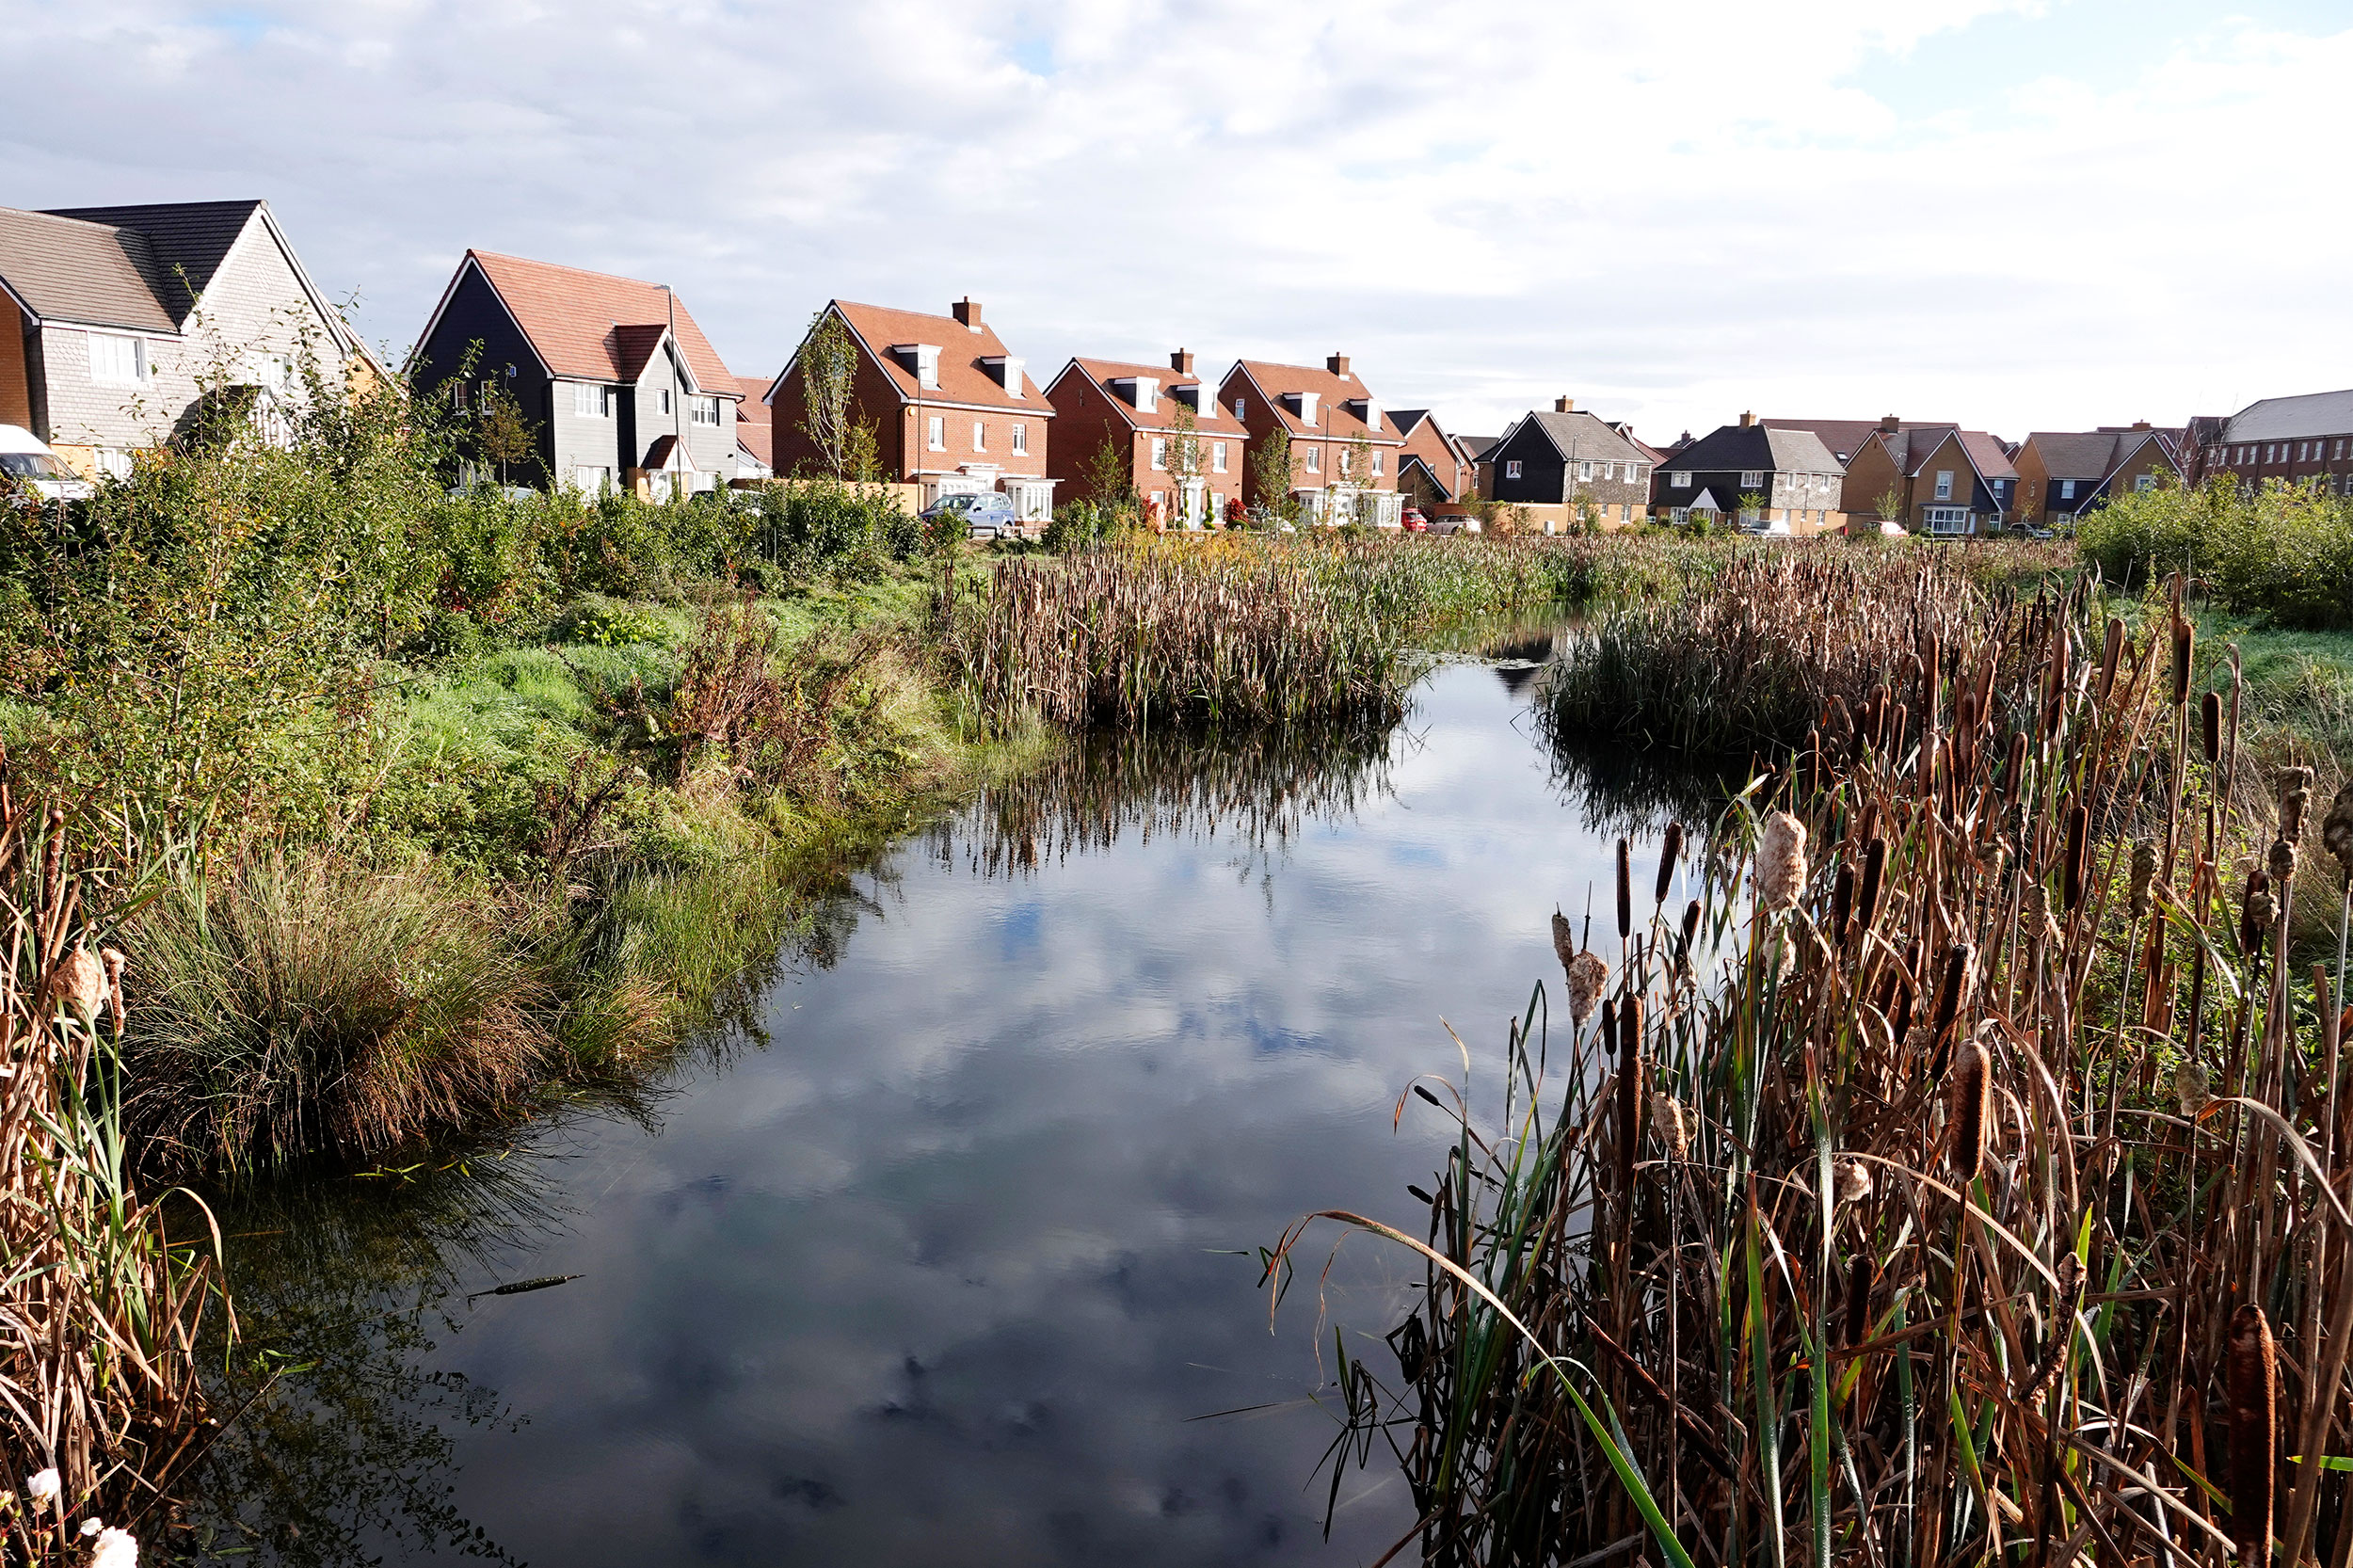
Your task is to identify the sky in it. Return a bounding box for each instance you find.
[7,0,2351,443]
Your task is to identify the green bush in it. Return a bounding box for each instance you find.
[553,594,677,648]
[2080,478,2353,630]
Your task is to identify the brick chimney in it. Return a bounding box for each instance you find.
[2131,419,2151,431]
[1327,353,1351,377]
[952,297,983,329]
[1555,396,1576,413]
[1879,413,1900,432]
[1170,349,1195,375]
[1738,410,1755,427]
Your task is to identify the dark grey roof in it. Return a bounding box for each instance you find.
[0,206,181,333]
[1458,434,1498,460]
[1664,423,1843,475]
[2222,388,2353,442]
[43,200,263,324]
[1517,409,1648,465]
[1388,408,1431,437]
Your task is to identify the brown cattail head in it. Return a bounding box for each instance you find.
[1566,947,1609,1028]
[2062,802,2089,912]
[1652,1092,1690,1160]
[2241,870,2274,957]
[1948,1032,1992,1185]
[2130,839,2158,921]
[1675,899,1701,975]
[1920,630,1942,723]
[2170,615,2194,707]
[1890,941,1920,1039]
[2202,690,2223,765]
[2099,616,2123,700]
[1615,838,1632,940]
[2324,779,2353,885]
[99,947,126,1030]
[1832,862,1855,950]
[2023,878,2060,944]
[1833,1156,1872,1208]
[2278,765,2313,843]
[2227,1303,2278,1566]
[1656,822,1684,904]
[1756,810,1808,915]
[1858,837,1886,932]
[1620,991,1644,1057]
[1844,1253,1874,1349]
[1615,1043,1642,1202]
[2267,837,2297,891]
[1931,941,1976,1039]
[2003,730,2027,809]
[45,945,106,1024]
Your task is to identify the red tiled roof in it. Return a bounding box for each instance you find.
[1064,357,1248,438]
[468,249,734,392]
[1225,359,1403,443]
[733,375,775,469]
[829,299,1047,411]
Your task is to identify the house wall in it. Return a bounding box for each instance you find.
[623,346,737,491]
[1838,437,1905,520]
[2205,430,2353,496]
[1397,420,1467,501]
[550,380,626,488]
[1486,422,1648,525]
[0,306,29,430]
[1219,366,1400,511]
[773,330,1049,487]
[1046,370,1242,518]
[412,264,558,486]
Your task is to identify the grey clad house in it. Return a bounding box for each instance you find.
[0,200,376,477]
[1652,415,1846,531]
[410,250,740,496]
[1482,398,1654,530]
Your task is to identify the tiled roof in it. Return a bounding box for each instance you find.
[830,300,1044,410]
[1389,408,1432,438]
[1955,430,2019,482]
[2024,429,2177,483]
[1516,409,1652,467]
[45,200,263,323]
[1066,357,1248,437]
[467,250,733,391]
[2222,388,2353,442]
[733,375,774,469]
[1760,417,1900,463]
[1226,359,1402,442]
[0,206,181,333]
[1663,424,1843,475]
[1457,434,1499,461]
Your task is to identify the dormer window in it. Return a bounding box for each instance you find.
[1345,397,1379,431]
[982,356,1024,397]
[893,344,941,389]
[1284,392,1319,426]
[1112,376,1159,413]
[1171,384,1202,411]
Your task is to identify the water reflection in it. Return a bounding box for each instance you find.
[181,661,1677,1566]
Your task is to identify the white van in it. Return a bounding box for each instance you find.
[0,425,97,504]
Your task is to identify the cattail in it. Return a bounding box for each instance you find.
[1931,941,1976,1039]
[2324,779,2353,884]
[2002,730,2027,809]
[1831,861,1855,949]
[1844,1253,1874,1348]
[1566,948,1609,1029]
[2096,616,2124,702]
[2268,837,2297,890]
[1858,837,1886,932]
[2227,1304,2278,1567]
[1615,1034,1642,1202]
[1888,942,1918,1039]
[1949,1032,1992,1185]
[1598,997,1617,1054]
[100,947,126,1029]
[44,945,105,1023]
[2023,878,2059,944]
[2174,1059,2212,1117]
[2129,839,2157,920]
[1833,1156,1872,1208]
[1756,810,1808,914]
[2062,802,2089,911]
[2278,765,2313,842]
[2242,870,2274,957]
[1551,909,1577,975]
[1656,822,1684,904]
[2170,615,2194,707]
[2201,690,2222,765]
[1652,1093,1690,1160]
[1616,838,1632,940]
[1920,630,1941,722]
[1675,899,1701,976]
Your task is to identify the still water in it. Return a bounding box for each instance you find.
[196,657,1674,1565]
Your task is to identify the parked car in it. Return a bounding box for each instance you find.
[1401,508,1429,533]
[0,425,95,504]
[922,491,1021,539]
[1736,514,1792,537]
[1430,514,1481,536]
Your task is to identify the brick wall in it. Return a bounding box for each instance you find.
[0,309,28,430]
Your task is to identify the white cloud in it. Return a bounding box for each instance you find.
[3,0,2345,440]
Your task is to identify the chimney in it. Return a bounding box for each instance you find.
[952,297,983,330]
[1327,353,1351,378]
[1555,396,1576,413]
[2131,420,2152,431]
[1879,413,1900,432]
[1170,349,1195,376]
[1738,410,1754,428]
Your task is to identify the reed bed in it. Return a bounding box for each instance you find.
[950,535,1623,729]
[0,754,224,1560]
[1278,574,2353,1568]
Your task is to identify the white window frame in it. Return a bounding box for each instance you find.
[1671,470,1691,489]
[1739,470,1764,488]
[1150,437,1166,471]
[972,420,986,452]
[1923,505,1970,535]
[1370,451,1382,476]
[1011,423,1027,455]
[571,464,611,494]
[1211,441,1226,473]
[1578,459,1594,482]
[1503,458,1523,480]
[2135,472,2155,492]
[657,388,672,415]
[1305,446,1321,473]
[1933,470,1955,501]
[1232,397,1245,421]
[573,384,611,418]
[2058,479,2075,500]
[88,332,148,386]
[928,415,946,452]
[689,395,721,427]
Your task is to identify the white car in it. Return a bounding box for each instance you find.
[0,425,95,504]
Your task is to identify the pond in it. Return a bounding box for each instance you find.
[189,654,1685,1566]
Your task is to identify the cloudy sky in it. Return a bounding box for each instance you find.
[8,0,2350,442]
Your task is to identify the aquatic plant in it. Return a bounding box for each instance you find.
[1277,573,2353,1567]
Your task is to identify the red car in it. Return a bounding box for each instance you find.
[1401,508,1429,532]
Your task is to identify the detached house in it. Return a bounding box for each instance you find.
[1044,350,1246,527]
[2201,389,2353,497]
[1388,408,1478,510]
[1484,398,1656,531]
[1652,414,1845,532]
[766,298,1054,520]
[412,252,739,497]
[0,200,375,478]
[2012,425,2181,528]
[1771,416,2016,534]
[1221,355,1405,527]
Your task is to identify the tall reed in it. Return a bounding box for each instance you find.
[0,754,224,1560]
[1278,571,2353,1568]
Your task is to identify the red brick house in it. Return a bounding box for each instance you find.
[1043,350,1248,527]
[1220,355,1406,526]
[1389,408,1478,509]
[2011,425,2181,528]
[732,375,775,478]
[1769,416,2018,534]
[765,297,1055,520]
[2199,389,2353,497]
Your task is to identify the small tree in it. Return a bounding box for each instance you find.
[1251,425,1298,528]
[473,381,541,487]
[795,310,859,479]
[1738,491,1766,527]
[1876,485,1904,523]
[1340,429,1377,524]
[1163,400,1204,527]
[1081,434,1140,523]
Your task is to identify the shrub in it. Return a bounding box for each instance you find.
[554,594,676,648]
[2080,478,2353,630]
[123,848,552,1176]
